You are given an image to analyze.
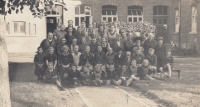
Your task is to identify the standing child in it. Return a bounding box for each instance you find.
[160,49,174,78]
[34,47,46,80]
[113,64,131,86]
[45,62,65,91]
[67,64,82,87]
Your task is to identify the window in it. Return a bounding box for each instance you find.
[6,22,10,34]
[13,21,26,34]
[127,6,143,22]
[191,5,197,33]
[153,6,168,25]
[175,9,180,33]
[29,23,36,35]
[102,5,118,22]
[75,5,91,27]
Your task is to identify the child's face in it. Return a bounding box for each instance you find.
[166,51,171,56]
[63,49,68,54]
[49,48,54,54]
[122,65,127,71]
[136,40,141,46]
[149,50,154,55]
[126,53,131,58]
[38,48,43,54]
[143,60,149,67]
[131,61,137,66]
[48,33,53,40]
[77,28,82,33]
[92,39,97,44]
[97,46,102,52]
[85,47,90,53]
[95,65,101,72]
[74,46,79,53]
[81,38,86,43]
[61,38,66,44]
[93,22,97,27]
[158,40,163,44]
[72,39,77,44]
[72,66,76,72]
[48,64,54,70]
[100,26,104,31]
[135,50,140,55]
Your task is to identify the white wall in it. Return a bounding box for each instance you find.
[5,6,46,53]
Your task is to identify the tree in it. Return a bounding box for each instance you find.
[0,0,66,106]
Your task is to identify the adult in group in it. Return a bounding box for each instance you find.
[75,26,84,44]
[113,21,119,33]
[144,33,157,56]
[65,26,75,45]
[92,21,98,34]
[97,24,108,41]
[54,24,67,43]
[40,32,57,55]
[101,37,110,54]
[124,33,134,52]
[65,20,76,35]
[112,34,125,53]
[102,20,109,33]
[81,21,87,34]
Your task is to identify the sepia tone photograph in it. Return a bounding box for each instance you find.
[0,0,200,107]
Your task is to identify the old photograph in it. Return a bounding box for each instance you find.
[0,0,200,107]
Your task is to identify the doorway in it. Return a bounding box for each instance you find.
[46,17,57,35]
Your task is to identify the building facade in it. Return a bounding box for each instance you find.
[5,0,200,53]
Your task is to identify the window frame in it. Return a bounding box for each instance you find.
[101,5,118,23]
[190,5,197,33]
[13,21,26,34]
[127,6,143,23]
[153,6,168,25]
[175,9,180,33]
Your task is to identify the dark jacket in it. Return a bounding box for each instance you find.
[132,54,144,65]
[105,52,116,65]
[163,55,174,68]
[155,44,166,59]
[145,54,157,67]
[58,53,74,65]
[124,40,134,52]
[144,39,157,56]
[80,52,94,66]
[34,53,45,64]
[94,51,106,65]
[115,54,125,67]
[40,39,57,54]
[112,40,125,52]
[68,70,81,80]
[65,26,76,35]
[106,70,118,80]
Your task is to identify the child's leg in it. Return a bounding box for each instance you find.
[131,75,140,80]
[166,64,172,77]
[125,78,133,86]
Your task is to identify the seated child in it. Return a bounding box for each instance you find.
[132,48,144,67]
[124,51,132,66]
[67,64,82,87]
[145,48,157,75]
[70,38,78,53]
[129,59,140,80]
[132,37,144,56]
[105,65,118,85]
[80,63,92,86]
[91,64,104,86]
[45,47,57,69]
[113,64,131,86]
[137,59,153,80]
[58,45,74,80]
[34,47,46,80]
[159,49,174,78]
[45,62,65,91]
[115,48,125,75]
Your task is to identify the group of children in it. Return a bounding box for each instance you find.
[34,20,174,91]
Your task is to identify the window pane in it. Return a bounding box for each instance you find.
[75,6,79,15]
[113,17,117,21]
[107,10,111,15]
[139,17,142,21]
[75,17,79,26]
[20,22,25,33]
[153,7,157,15]
[158,19,162,24]
[112,10,117,15]
[137,10,142,15]
[158,6,163,15]
[153,19,157,24]
[14,23,18,33]
[103,17,106,21]
[132,10,137,15]
[134,17,137,22]
[108,17,112,22]
[102,10,106,15]
[163,6,168,15]
[163,19,167,24]
[128,10,132,15]
[80,6,85,14]
[128,17,132,22]
[81,17,85,22]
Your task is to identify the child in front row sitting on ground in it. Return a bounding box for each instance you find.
[67,63,82,87]
[34,47,46,80]
[159,49,174,78]
[45,47,57,70]
[45,62,65,91]
[80,63,92,86]
[113,64,131,86]
[105,65,118,85]
[129,59,140,81]
[91,64,104,86]
[137,59,154,80]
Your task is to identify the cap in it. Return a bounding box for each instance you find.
[157,36,164,40]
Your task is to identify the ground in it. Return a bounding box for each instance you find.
[8,53,200,107]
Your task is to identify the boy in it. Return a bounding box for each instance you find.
[45,47,57,70]
[160,49,174,78]
[65,26,75,45]
[91,64,104,86]
[124,51,132,66]
[112,34,125,53]
[124,33,134,52]
[144,33,157,56]
[79,37,88,53]
[137,59,153,80]
[58,45,74,80]
[115,48,125,75]
[57,37,67,56]
[70,37,78,53]
[129,59,140,80]
[94,45,106,74]
[67,64,82,87]
[132,48,144,67]
[145,48,157,75]
[75,26,84,44]
[71,45,82,71]
[105,65,118,85]
[45,62,65,91]
[132,37,144,56]
[90,38,98,54]
[113,64,131,86]
[80,64,92,86]
[105,47,115,69]
[34,47,46,80]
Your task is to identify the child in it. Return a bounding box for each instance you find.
[145,48,157,75]
[91,64,104,86]
[113,64,131,86]
[105,47,115,69]
[115,48,125,75]
[34,47,46,80]
[45,62,65,91]
[70,37,78,53]
[67,64,82,87]
[80,64,92,86]
[90,38,98,54]
[160,49,174,78]
[137,59,153,80]
[155,37,166,70]
[132,37,144,56]
[58,45,74,80]
[124,51,132,66]
[71,45,82,71]
[45,47,57,70]
[79,37,88,54]
[129,59,140,80]
[57,37,67,56]
[132,48,144,67]
[105,65,118,85]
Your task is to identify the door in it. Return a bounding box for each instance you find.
[46,17,57,35]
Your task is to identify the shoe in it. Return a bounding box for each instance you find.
[57,86,65,91]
